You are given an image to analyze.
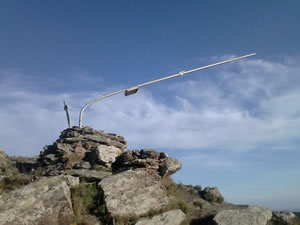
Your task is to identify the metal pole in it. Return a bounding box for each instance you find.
[64,101,71,128]
[79,53,256,127]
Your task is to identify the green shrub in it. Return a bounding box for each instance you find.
[291,217,300,225]
[71,183,101,225]
[0,173,31,193]
[162,176,191,225]
[194,185,202,193]
[202,192,224,203]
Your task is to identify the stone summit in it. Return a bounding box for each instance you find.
[0,126,299,225]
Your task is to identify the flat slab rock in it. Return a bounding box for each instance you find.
[66,169,111,182]
[213,206,272,225]
[99,169,169,217]
[135,209,186,225]
[0,175,79,225]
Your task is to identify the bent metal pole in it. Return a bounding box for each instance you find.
[79,53,256,127]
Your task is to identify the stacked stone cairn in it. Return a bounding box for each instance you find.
[38,126,127,176]
[37,126,181,179]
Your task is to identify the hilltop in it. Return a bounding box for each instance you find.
[0,126,299,225]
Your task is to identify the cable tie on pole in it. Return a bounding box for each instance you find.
[179,71,185,76]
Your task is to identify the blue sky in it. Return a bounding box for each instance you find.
[1,1,300,211]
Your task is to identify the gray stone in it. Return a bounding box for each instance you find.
[57,175,79,187]
[201,187,224,203]
[159,157,182,176]
[140,149,160,159]
[41,154,57,165]
[135,209,186,225]
[0,176,76,225]
[99,169,169,217]
[112,149,181,177]
[73,161,91,169]
[83,135,109,145]
[272,211,297,224]
[213,206,272,225]
[96,144,125,166]
[67,169,111,182]
[38,126,127,174]
[9,156,39,173]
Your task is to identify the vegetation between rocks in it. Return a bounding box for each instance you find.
[162,176,191,225]
[71,183,103,225]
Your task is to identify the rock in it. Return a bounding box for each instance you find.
[271,211,297,224]
[98,169,169,217]
[159,157,182,176]
[140,149,160,159]
[38,126,127,174]
[201,186,224,203]
[41,153,57,165]
[62,145,86,169]
[112,149,181,177]
[73,161,91,169]
[83,215,102,225]
[9,156,39,173]
[0,176,77,225]
[135,209,186,225]
[213,206,272,225]
[96,144,125,167]
[57,175,80,187]
[67,169,111,182]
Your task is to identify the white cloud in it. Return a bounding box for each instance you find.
[0,56,299,157]
[1,56,300,210]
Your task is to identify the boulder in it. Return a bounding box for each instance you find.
[0,175,79,225]
[271,211,297,225]
[135,209,186,225]
[201,186,224,203]
[213,206,272,225]
[98,169,170,217]
[85,144,124,167]
[73,161,91,169]
[159,157,182,177]
[112,149,181,177]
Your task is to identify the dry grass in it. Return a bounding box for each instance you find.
[162,176,191,225]
[0,168,32,193]
[71,183,101,225]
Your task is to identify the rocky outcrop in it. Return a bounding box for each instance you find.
[201,186,224,203]
[0,175,79,225]
[1,128,297,225]
[38,126,127,175]
[135,209,186,225]
[112,149,181,177]
[213,206,272,225]
[99,169,170,217]
[269,211,297,225]
[9,156,39,173]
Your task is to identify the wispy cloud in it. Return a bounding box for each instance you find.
[1,56,300,210]
[0,56,300,156]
